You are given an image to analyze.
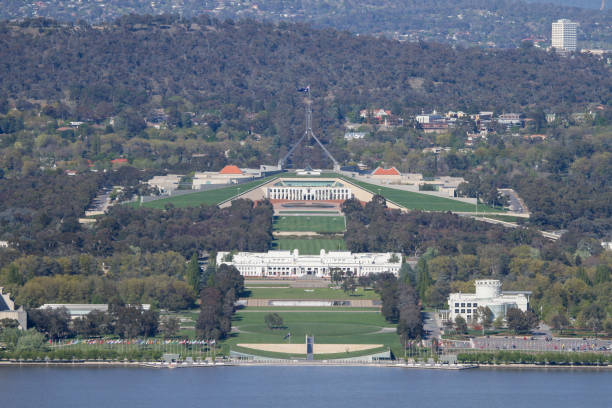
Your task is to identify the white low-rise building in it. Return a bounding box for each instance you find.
[0,287,27,329]
[39,303,151,319]
[217,249,402,278]
[447,280,530,322]
[147,174,182,194]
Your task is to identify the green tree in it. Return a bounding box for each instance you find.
[341,274,357,295]
[506,309,538,334]
[186,252,201,294]
[454,315,468,334]
[264,313,284,330]
[160,316,180,338]
[416,258,433,304]
[550,313,570,334]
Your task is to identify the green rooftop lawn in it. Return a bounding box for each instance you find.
[273,215,346,233]
[137,176,276,209]
[272,237,346,254]
[345,178,503,213]
[246,286,380,300]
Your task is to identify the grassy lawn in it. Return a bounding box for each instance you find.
[345,178,503,213]
[246,287,380,300]
[272,237,346,254]
[226,310,400,359]
[136,176,276,209]
[166,308,403,358]
[273,215,345,233]
[230,311,394,340]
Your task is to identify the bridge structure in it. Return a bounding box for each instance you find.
[277,87,340,171]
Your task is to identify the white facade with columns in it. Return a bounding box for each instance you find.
[216,249,402,278]
[447,280,531,322]
[266,179,352,201]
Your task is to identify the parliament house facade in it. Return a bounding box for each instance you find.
[216,249,402,278]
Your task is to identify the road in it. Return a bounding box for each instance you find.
[423,311,442,340]
[499,188,528,213]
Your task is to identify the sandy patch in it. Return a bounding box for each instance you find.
[237,343,383,354]
[238,344,306,354]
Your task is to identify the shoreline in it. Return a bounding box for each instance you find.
[0,360,610,370]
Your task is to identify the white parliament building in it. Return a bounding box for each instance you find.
[216,249,402,278]
[447,280,531,322]
[266,179,353,201]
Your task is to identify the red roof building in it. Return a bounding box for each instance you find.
[111,158,128,164]
[219,165,243,175]
[372,167,401,176]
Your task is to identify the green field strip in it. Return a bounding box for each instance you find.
[273,215,346,233]
[246,287,380,300]
[343,177,503,213]
[272,237,347,254]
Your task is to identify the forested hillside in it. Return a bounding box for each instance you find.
[1,16,609,125]
[1,1,610,48]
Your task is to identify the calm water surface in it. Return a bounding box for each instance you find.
[0,366,610,408]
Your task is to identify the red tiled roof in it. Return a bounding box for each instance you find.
[111,158,128,164]
[219,165,242,175]
[372,167,400,176]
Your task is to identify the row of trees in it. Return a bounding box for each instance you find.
[195,264,244,341]
[27,302,160,340]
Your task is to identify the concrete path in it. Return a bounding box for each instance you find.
[423,311,442,340]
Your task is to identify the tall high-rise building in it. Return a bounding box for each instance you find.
[552,19,578,52]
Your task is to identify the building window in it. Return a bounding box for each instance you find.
[461,303,465,307]
[467,303,471,307]
[454,309,459,313]
[454,303,459,307]
[473,303,478,307]
[461,309,465,313]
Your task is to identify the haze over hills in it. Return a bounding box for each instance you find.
[1,0,611,48]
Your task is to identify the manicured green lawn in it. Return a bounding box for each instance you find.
[137,176,276,209]
[273,215,346,233]
[230,310,394,341]
[272,237,346,254]
[345,178,503,213]
[246,287,380,300]
[227,310,401,359]
[167,308,404,359]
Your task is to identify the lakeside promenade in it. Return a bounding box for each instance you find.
[2,359,611,370]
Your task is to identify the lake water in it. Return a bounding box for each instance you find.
[0,366,611,408]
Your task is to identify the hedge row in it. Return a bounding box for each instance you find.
[457,351,610,365]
